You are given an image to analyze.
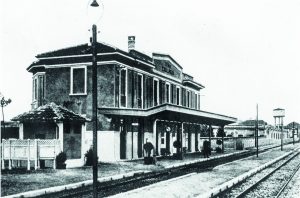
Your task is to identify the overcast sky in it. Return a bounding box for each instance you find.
[1,0,299,125]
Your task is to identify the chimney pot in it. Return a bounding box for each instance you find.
[128,36,135,52]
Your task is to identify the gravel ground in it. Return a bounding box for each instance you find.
[244,153,300,198]
[109,144,299,198]
[0,150,236,196]
[276,155,300,198]
[223,151,300,197]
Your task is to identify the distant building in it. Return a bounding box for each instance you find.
[285,121,300,138]
[225,120,267,137]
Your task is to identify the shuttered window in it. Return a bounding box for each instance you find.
[120,69,127,107]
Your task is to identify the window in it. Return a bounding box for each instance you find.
[165,83,170,103]
[187,91,190,108]
[137,74,143,108]
[73,123,82,134]
[198,94,200,110]
[64,122,71,134]
[33,73,45,107]
[176,87,180,105]
[120,69,127,107]
[195,93,198,109]
[34,78,38,100]
[182,88,186,107]
[154,79,159,106]
[71,67,87,95]
[171,84,176,104]
[191,91,194,108]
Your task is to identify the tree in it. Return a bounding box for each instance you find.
[1,95,12,135]
[200,124,214,137]
[217,127,226,137]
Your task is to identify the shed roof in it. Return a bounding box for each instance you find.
[12,103,86,123]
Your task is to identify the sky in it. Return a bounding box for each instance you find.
[0,0,299,125]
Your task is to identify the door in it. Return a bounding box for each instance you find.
[137,122,143,158]
[120,121,127,159]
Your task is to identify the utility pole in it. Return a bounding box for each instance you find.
[281,117,283,151]
[292,122,295,145]
[256,104,258,157]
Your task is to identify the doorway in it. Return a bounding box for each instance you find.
[120,120,127,159]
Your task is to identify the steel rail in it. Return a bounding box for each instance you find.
[275,160,300,198]
[235,150,300,198]
[34,145,288,198]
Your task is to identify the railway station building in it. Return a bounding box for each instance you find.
[21,37,236,163]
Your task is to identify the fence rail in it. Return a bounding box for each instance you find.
[1,139,60,170]
[199,136,299,150]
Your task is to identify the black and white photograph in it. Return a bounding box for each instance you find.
[1,0,300,197]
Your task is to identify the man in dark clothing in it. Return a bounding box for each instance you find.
[203,140,210,158]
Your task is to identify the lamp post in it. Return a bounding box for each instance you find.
[92,22,98,198]
[88,1,103,197]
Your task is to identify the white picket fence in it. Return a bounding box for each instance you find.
[1,139,60,170]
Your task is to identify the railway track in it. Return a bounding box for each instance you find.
[219,149,300,198]
[34,145,292,198]
[35,149,258,197]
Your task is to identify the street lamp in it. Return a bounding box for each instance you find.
[87,1,103,197]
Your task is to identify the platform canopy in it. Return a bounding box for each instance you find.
[99,104,237,126]
[12,102,87,123]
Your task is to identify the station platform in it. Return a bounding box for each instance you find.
[2,143,298,197]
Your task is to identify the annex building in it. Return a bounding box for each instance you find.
[17,37,236,164]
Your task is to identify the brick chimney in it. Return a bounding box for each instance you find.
[128,36,135,52]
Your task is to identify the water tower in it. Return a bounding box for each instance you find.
[273,108,285,129]
[273,108,285,151]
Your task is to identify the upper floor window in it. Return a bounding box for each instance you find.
[120,69,127,107]
[33,72,45,107]
[34,78,38,100]
[70,66,87,95]
[171,84,175,104]
[182,88,186,107]
[187,91,190,108]
[198,94,200,110]
[153,79,159,106]
[165,83,170,103]
[195,93,198,109]
[137,74,143,108]
[176,87,180,105]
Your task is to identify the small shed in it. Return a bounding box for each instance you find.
[5,103,87,169]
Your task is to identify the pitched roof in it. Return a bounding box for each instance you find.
[36,43,116,58]
[152,53,183,69]
[273,108,284,111]
[28,42,204,89]
[27,42,156,71]
[12,103,86,123]
[286,122,300,128]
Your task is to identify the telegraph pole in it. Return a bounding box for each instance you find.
[256,104,258,157]
[281,117,283,151]
[292,122,295,145]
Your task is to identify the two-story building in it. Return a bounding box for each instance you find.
[23,37,236,162]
